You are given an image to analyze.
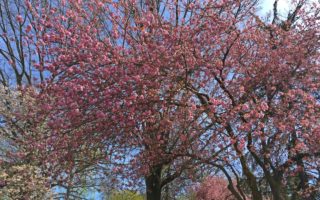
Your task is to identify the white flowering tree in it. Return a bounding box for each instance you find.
[0,86,51,199]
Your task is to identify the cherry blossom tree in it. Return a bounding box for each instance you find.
[24,0,320,199]
[193,176,239,200]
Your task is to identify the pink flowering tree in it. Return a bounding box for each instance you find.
[193,176,240,200]
[22,0,320,199]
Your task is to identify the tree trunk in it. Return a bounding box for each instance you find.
[145,165,162,200]
[269,181,288,200]
[263,171,288,200]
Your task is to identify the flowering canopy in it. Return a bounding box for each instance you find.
[20,0,320,199]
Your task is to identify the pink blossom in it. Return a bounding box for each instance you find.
[16,15,23,23]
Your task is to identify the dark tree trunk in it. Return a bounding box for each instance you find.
[145,165,162,200]
[263,171,288,200]
[269,181,288,200]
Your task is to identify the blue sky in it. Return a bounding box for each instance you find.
[260,0,290,17]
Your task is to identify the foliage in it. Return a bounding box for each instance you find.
[109,190,144,200]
